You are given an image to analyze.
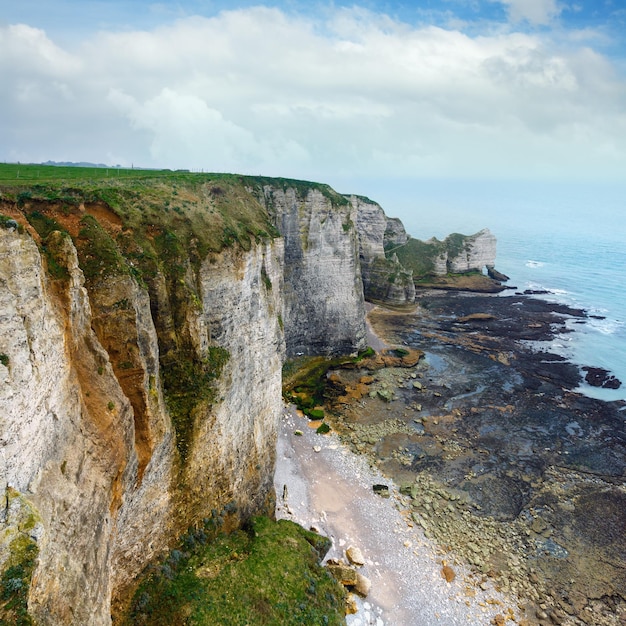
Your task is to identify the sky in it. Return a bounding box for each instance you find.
[1,0,625,236]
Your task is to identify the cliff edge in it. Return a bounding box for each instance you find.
[0,170,366,624]
[0,165,502,624]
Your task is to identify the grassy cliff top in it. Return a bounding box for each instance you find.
[0,164,353,256]
[0,164,349,205]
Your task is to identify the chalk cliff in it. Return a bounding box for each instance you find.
[258,185,367,356]
[0,176,369,624]
[442,228,497,274]
[0,173,500,624]
[0,215,286,624]
[350,195,415,306]
[393,228,498,284]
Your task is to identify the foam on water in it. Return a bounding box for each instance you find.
[497,229,626,401]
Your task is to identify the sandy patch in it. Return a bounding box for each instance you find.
[274,407,523,626]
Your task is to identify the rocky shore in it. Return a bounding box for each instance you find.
[279,292,626,626]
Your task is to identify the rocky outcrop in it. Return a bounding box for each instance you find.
[383,217,409,248]
[0,220,285,624]
[393,228,499,284]
[260,186,367,356]
[0,174,502,624]
[444,228,497,274]
[350,196,415,306]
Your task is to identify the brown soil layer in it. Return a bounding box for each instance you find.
[322,293,626,626]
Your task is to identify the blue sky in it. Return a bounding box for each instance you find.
[1,0,625,234]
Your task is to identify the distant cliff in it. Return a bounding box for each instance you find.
[391,228,497,279]
[350,195,415,307]
[257,184,366,357]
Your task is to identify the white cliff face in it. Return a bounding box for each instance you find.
[0,228,136,625]
[384,217,409,248]
[263,187,366,356]
[0,220,287,624]
[353,196,387,261]
[111,239,286,611]
[445,229,497,274]
[0,228,71,495]
[351,196,415,306]
[185,240,285,516]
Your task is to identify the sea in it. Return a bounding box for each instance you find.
[380,179,626,403]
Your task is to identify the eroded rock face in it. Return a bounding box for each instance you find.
[445,228,497,274]
[0,228,135,625]
[351,196,415,306]
[262,187,367,356]
[384,217,409,248]
[0,225,286,625]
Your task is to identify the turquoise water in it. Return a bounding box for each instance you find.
[384,181,626,402]
[496,229,626,401]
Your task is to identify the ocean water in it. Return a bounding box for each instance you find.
[495,229,626,402]
[384,180,626,403]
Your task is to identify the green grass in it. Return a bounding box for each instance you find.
[0,491,40,626]
[124,516,345,626]
[0,541,38,626]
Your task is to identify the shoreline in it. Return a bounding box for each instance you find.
[274,406,524,625]
[277,293,626,626]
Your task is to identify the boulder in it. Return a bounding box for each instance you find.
[487,267,509,282]
[346,546,365,566]
[372,484,390,498]
[353,573,371,597]
[326,560,358,586]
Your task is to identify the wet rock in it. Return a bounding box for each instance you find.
[581,366,621,389]
[372,484,390,498]
[377,388,394,402]
[457,313,498,323]
[487,267,510,282]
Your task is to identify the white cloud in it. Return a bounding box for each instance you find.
[497,0,563,25]
[1,6,625,180]
[0,24,81,76]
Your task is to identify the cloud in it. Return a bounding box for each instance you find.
[1,6,625,181]
[108,86,310,170]
[497,0,563,25]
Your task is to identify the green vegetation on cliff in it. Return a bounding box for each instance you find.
[162,347,230,462]
[124,515,345,626]
[0,490,40,626]
[388,237,445,279]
